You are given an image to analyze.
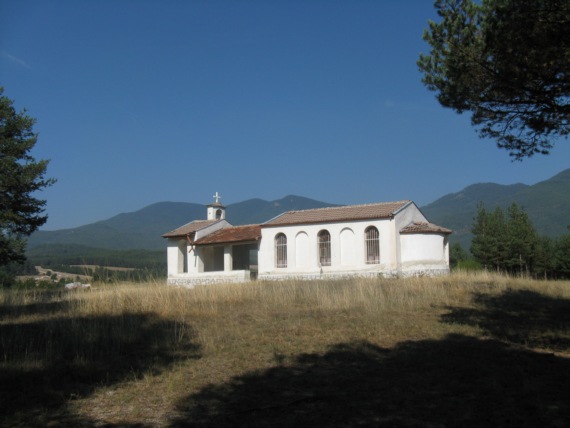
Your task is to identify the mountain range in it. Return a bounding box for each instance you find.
[28,196,337,251]
[28,169,570,253]
[421,168,570,248]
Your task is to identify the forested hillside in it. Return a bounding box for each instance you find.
[423,169,570,249]
[28,196,337,251]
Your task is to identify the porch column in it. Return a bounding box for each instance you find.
[194,247,204,273]
[224,245,233,272]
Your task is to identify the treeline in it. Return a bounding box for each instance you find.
[0,260,38,287]
[89,266,164,283]
[28,245,167,284]
[456,203,570,279]
[26,244,165,270]
[37,264,165,282]
[1,245,166,287]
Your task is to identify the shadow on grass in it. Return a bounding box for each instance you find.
[170,335,569,427]
[0,312,201,427]
[0,290,73,320]
[442,289,570,351]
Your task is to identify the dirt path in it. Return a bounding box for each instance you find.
[33,266,92,282]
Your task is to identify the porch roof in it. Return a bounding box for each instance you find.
[162,219,220,238]
[195,225,261,245]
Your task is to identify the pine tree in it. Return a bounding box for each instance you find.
[471,204,507,271]
[418,0,570,159]
[554,232,570,278]
[505,203,538,275]
[0,88,56,266]
[450,242,468,268]
[533,236,555,279]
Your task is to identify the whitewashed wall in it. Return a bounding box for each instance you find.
[401,233,444,262]
[258,218,396,278]
[166,219,229,276]
[400,233,449,275]
[257,202,449,279]
[393,202,426,229]
[166,240,184,276]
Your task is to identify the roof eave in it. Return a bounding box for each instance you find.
[262,211,287,225]
[391,200,413,217]
[400,230,453,235]
[161,219,225,238]
[261,216,395,228]
[195,238,260,247]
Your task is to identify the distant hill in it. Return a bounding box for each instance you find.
[422,168,570,249]
[28,169,570,255]
[225,195,337,225]
[28,202,205,250]
[28,195,337,251]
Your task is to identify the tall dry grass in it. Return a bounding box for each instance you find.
[2,271,568,359]
[1,271,569,426]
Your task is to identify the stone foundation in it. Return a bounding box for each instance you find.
[168,267,450,287]
[258,267,449,281]
[167,270,251,288]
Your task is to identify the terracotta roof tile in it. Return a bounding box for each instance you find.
[162,220,220,238]
[400,222,452,235]
[195,225,261,245]
[262,200,411,227]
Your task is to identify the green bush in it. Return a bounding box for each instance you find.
[0,270,16,288]
[454,259,482,271]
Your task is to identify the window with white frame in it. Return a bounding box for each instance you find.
[275,233,287,268]
[318,229,331,266]
[365,226,380,264]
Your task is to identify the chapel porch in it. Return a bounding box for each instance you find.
[167,225,261,287]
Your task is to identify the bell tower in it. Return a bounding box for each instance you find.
[207,192,226,220]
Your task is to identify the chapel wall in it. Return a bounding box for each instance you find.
[258,218,396,276]
[400,233,446,263]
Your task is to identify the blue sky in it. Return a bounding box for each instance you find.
[2,0,569,231]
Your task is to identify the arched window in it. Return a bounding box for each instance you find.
[215,209,222,220]
[365,226,380,264]
[275,233,287,268]
[318,230,331,266]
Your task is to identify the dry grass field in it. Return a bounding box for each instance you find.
[1,272,569,427]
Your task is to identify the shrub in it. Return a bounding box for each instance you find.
[454,259,482,271]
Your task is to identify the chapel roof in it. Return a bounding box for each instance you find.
[262,200,412,227]
[195,225,261,245]
[161,219,220,238]
[400,221,452,235]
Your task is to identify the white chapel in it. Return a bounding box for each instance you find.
[162,194,452,287]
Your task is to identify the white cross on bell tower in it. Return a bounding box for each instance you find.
[207,191,226,220]
[213,192,221,204]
